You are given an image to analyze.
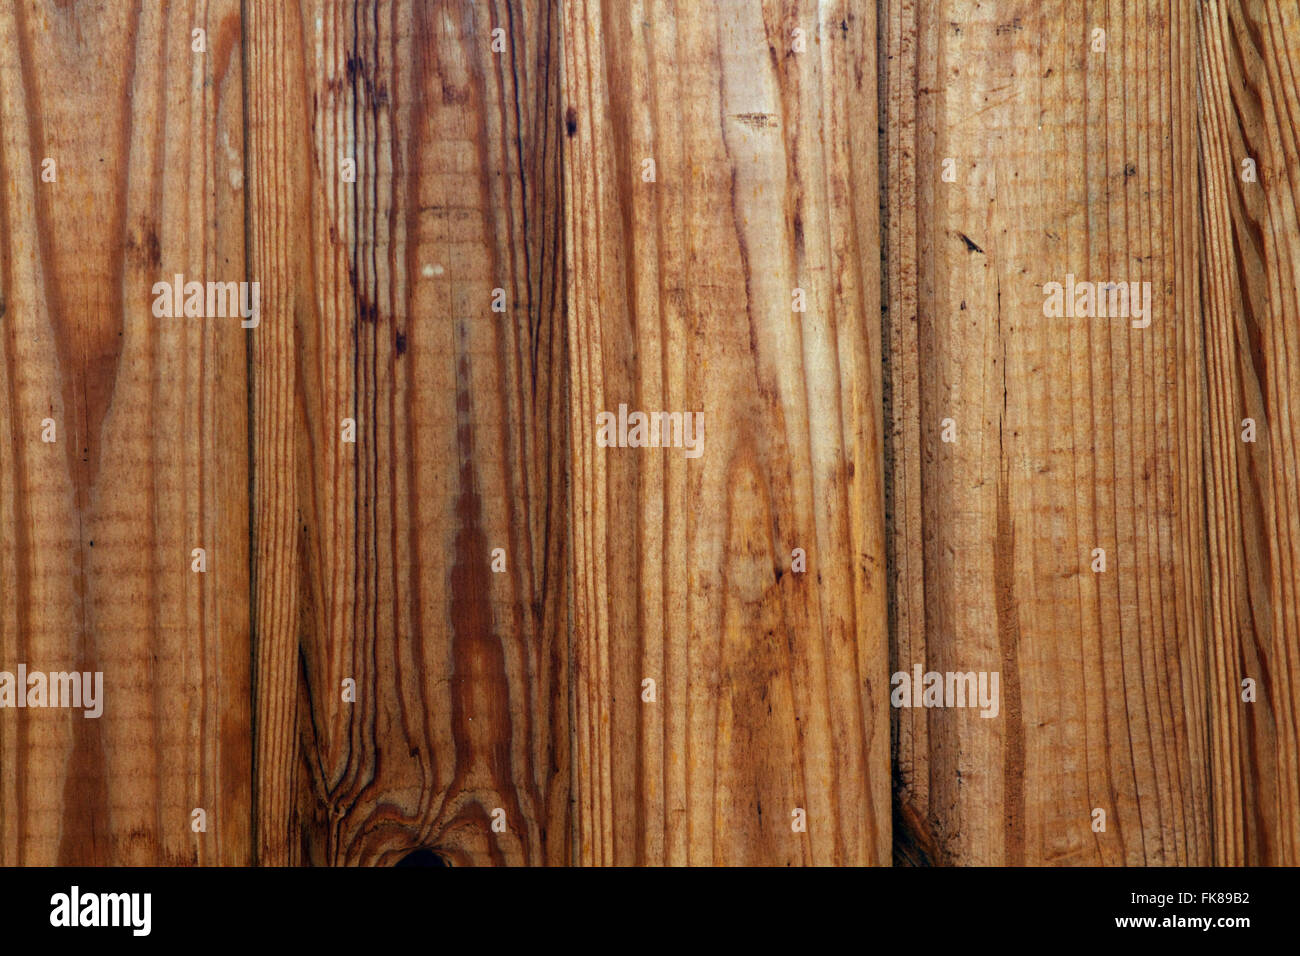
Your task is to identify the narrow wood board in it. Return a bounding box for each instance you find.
[1198,0,1300,866]
[883,0,1213,864]
[0,0,250,864]
[247,0,569,866]
[563,0,890,865]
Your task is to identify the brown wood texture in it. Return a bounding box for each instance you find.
[1198,0,1300,866]
[1,0,1297,868]
[0,1,250,864]
[562,0,888,865]
[247,0,569,866]
[884,0,1213,867]
[884,0,1300,866]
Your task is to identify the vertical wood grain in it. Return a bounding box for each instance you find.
[883,0,1212,864]
[248,0,568,866]
[2,0,1296,870]
[1198,0,1300,866]
[0,0,250,864]
[563,0,889,866]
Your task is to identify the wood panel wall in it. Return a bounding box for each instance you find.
[0,0,1295,867]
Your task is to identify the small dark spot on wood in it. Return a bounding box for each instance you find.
[774,565,785,582]
[958,232,984,254]
[841,19,849,33]
[126,223,162,269]
[395,331,407,355]
[960,300,967,310]
[565,107,578,136]
[356,294,378,323]
[1124,162,1137,178]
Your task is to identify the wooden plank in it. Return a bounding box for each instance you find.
[563,0,889,865]
[248,0,569,866]
[883,0,1212,864]
[0,1,250,864]
[1198,0,1300,866]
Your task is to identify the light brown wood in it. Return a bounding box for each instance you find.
[563,0,890,865]
[247,0,569,866]
[2,0,1296,870]
[883,0,1213,864]
[0,0,250,864]
[1198,0,1300,866]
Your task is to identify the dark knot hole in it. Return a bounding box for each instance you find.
[396,848,449,867]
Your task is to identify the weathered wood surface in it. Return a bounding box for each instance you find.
[0,0,251,864]
[0,0,1296,867]
[563,0,889,865]
[885,0,1211,866]
[884,0,1299,866]
[1198,0,1300,866]
[247,0,569,866]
